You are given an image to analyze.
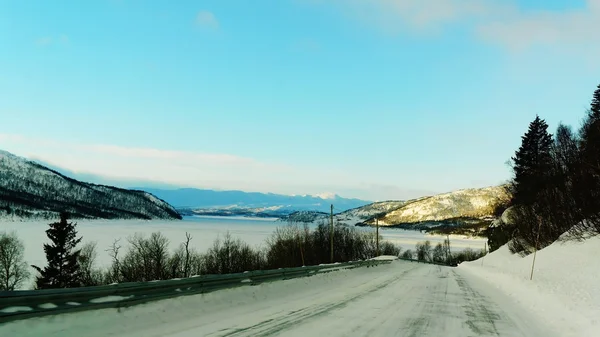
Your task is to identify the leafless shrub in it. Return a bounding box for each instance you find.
[119,232,170,282]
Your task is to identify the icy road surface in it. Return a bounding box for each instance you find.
[1,261,557,337]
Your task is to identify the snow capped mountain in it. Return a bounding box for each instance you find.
[314,192,337,200]
[0,150,181,220]
[137,188,370,214]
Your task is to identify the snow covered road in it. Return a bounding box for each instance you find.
[0,261,557,337]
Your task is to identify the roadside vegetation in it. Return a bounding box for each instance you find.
[488,83,600,254]
[403,239,486,266]
[2,211,496,290]
[1,214,403,289]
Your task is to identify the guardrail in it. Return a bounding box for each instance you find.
[0,259,391,324]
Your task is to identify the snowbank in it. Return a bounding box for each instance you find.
[370,255,398,261]
[459,236,600,337]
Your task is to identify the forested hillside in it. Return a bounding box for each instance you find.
[0,150,181,220]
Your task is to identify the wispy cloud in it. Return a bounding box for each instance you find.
[35,34,70,47]
[476,2,600,52]
[195,10,219,30]
[0,133,427,200]
[319,0,600,54]
[0,133,501,200]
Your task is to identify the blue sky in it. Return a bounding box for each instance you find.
[1,0,599,200]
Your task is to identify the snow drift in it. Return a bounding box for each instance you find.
[459,236,600,337]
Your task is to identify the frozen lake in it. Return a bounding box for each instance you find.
[1,216,486,281]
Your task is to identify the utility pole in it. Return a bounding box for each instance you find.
[330,204,334,263]
[481,241,487,266]
[376,218,380,257]
[530,215,543,280]
[445,234,450,263]
[297,230,305,266]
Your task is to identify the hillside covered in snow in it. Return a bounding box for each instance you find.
[285,186,510,235]
[0,150,182,220]
[378,185,510,225]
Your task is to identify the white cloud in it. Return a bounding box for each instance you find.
[319,0,600,53]
[0,133,433,200]
[195,10,219,30]
[476,2,600,52]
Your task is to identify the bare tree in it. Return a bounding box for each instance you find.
[120,232,170,282]
[183,232,192,278]
[0,231,30,291]
[78,241,104,286]
[105,239,122,283]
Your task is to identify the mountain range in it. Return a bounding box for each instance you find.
[0,149,511,235]
[138,187,371,214]
[30,157,371,214]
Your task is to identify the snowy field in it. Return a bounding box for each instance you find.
[0,216,486,277]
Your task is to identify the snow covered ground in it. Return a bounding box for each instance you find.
[1,260,564,337]
[459,236,600,337]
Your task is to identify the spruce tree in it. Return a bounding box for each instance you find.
[576,84,600,231]
[579,84,600,159]
[511,115,554,207]
[508,115,554,254]
[32,212,83,289]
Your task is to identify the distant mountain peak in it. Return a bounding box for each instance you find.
[314,192,337,200]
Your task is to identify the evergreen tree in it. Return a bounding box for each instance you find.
[32,212,83,289]
[531,124,583,242]
[508,115,554,254]
[511,115,554,207]
[576,83,600,231]
[579,84,600,165]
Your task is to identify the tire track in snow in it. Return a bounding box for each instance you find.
[218,265,420,337]
[453,270,501,336]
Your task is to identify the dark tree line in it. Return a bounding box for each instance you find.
[488,84,600,254]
